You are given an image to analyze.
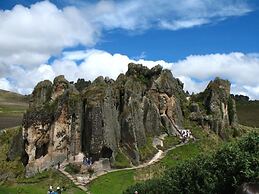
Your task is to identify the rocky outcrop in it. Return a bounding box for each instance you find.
[20,65,238,176]
[22,75,82,176]
[189,77,238,138]
[21,63,186,176]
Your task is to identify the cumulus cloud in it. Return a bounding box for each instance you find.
[2,50,259,99]
[173,52,259,86]
[0,1,98,68]
[0,78,13,91]
[0,0,257,98]
[0,0,252,68]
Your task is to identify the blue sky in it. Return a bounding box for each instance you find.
[0,0,259,98]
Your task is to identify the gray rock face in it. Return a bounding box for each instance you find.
[189,77,238,138]
[20,64,238,176]
[29,80,52,108]
[21,64,186,175]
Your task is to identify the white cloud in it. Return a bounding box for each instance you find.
[172,52,259,86]
[0,0,257,98]
[0,1,98,68]
[0,78,13,91]
[0,0,252,69]
[2,50,259,99]
[172,52,259,99]
[85,0,252,31]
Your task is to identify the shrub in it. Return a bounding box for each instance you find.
[64,163,80,174]
[138,137,157,162]
[124,131,259,194]
[112,151,131,169]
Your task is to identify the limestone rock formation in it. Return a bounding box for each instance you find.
[19,64,238,176]
[189,77,238,138]
[21,63,187,176]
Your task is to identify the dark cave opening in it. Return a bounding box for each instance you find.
[100,146,113,159]
[35,142,49,159]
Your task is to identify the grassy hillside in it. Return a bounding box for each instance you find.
[88,124,224,194]
[0,89,29,129]
[236,100,259,128]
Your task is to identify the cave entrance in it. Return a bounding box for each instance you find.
[35,142,49,159]
[100,146,113,159]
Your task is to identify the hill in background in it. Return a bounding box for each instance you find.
[233,94,259,128]
[0,89,29,129]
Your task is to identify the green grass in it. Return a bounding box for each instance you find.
[0,170,85,194]
[0,90,28,112]
[88,141,208,194]
[0,126,24,178]
[236,101,259,127]
[64,163,81,174]
[138,137,157,162]
[113,151,131,168]
[88,124,222,194]
[162,135,181,150]
[0,89,28,129]
[89,170,136,194]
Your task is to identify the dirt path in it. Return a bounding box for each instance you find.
[58,140,191,193]
[82,142,188,185]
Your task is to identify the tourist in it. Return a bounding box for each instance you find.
[83,156,88,165]
[87,157,91,166]
[47,185,53,194]
[89,157,93,165]
[56,186,62,194]
[57,161,60,169]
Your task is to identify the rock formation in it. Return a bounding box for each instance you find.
[189,77,238,138]
[21,64,187,176]
[19,64,238,176]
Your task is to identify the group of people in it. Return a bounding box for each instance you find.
[179,129,193,142]
[47,186,64,194]
[83,156,93,166]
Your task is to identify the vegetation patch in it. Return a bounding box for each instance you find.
[138,137,157,162]
[1,169,85,194]
[64,163,81,174]
[124,131,259,194]
[0,127,85,194]
[89,170,136,194]
[0,126,24,180]
[162,135,181,151]
[0,90,28,129]
[112,151,131,169]
[236,100,259,127]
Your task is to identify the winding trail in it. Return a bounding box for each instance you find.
[58,140,191,193]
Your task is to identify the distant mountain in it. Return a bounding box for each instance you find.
[0,89,29,129]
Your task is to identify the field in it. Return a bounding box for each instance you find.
[0,89,28,129]
[236,100,259,127]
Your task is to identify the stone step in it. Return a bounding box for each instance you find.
[58,169,90,193]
